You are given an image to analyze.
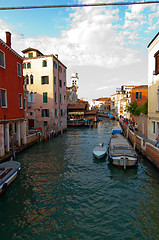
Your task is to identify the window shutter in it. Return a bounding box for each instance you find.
[43,92,48,103]
[27,62,31,68]
[0,51,5,67]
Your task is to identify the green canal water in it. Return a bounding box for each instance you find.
[1,119,159,240]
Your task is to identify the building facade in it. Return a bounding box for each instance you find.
[131,85,148,106]
[0,32,25,157]
[147,32,159,143]
[22,48,67,135]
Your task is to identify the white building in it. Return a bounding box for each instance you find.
[147,32,159,143]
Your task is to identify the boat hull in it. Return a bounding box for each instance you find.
[108,134,137,169]
[93,146,107,159]
[109,156,137,168]
[0,161,21,195]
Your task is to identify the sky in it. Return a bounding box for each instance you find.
[0,0,159,103]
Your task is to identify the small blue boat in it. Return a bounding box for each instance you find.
[112,126,122,135]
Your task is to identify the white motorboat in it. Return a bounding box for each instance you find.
[112,126,122,135]
[0,160,21,195]
[93,143,107,159]
[108,134,137,169]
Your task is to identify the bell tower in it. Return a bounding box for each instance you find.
[71,73,79,89]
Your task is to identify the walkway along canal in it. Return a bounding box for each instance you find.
[0,118,159,240]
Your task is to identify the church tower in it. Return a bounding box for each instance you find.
[71,73,79,89]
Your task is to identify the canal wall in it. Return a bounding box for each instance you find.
[119,119,159,170]
[0,128,66,163]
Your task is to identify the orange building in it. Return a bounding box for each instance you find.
[131,85,148,105]
[0,32,25,158]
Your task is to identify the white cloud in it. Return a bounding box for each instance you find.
[0,1,158,101]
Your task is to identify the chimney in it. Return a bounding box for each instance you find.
[55,54,58,59]
[6,31,11,48]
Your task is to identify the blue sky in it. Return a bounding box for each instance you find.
[0,0,159,102]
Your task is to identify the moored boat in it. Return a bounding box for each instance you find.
[93,143,107,159]
[0,160,21,195]
[108,134,137,169]
[112,126,122,135]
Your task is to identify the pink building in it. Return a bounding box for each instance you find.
[22,48,67,135]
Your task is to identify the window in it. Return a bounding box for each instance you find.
[41,76,49,85]
[30,74,34,84]
[42,60,47,67]
[43,92,48,103]
[60,109,63,116]
[151,121,156,134]
[27,62,31,68]
[60,93,61,103]
[30,92,34,103]
[64,69,66,75]
[55,109,57,117]
[17,63,22,77]
[26,75,29,84]
[54,76,56,85]
[136,92,141,100]
[0,50,5,68]
[59,80,62,88]
[0,89,7,107]
[23,63,26,69]
[44,121,48,126]
[42,109,49,117]
[154,51,159,75]
[27,94,30,107]
[19,94,23,108]
[24,98,26,110]
[55,92,57,103]
[53,61,57,69]
[29,52,33,58]
[58,65,62,73]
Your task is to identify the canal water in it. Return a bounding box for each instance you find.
[1,119,159,240]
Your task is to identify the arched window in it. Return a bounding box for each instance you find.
[26,75,29,84]
[23,63,26,69]
[30,74,34,84]
[27,62,31,68]
[42,60,47,67]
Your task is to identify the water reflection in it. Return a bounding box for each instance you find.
[0,119,159,240]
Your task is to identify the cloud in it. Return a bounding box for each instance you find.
[0,1,158,101]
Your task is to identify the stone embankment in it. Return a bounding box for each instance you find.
[119,119,159,170]
[0,128,65,163]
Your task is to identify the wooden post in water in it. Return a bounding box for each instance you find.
[61,126,63,137]
[44,126,47,141]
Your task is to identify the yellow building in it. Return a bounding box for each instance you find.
[147,32,159,143]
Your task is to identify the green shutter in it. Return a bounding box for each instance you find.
[54,77,56,85]
[23,63,26,69]
[43,92,48,103]
[42,60,47,67]
[29,52,33,57]
[27,62,31,68]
